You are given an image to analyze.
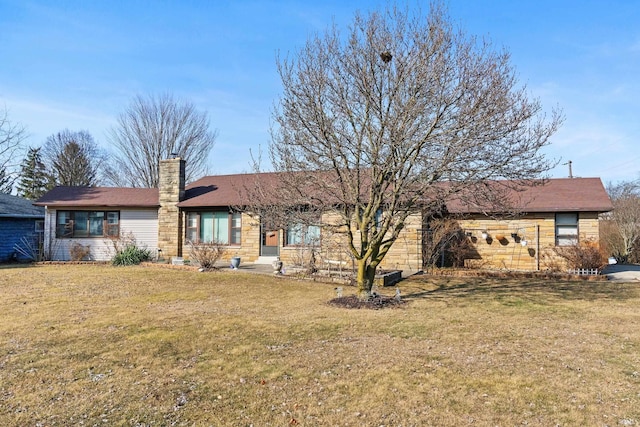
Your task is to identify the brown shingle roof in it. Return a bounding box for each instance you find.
[178,173,282,208]
[33,176,613,215]
[445,177,613,214]
[34,186,159,208]
[181,174,613,213]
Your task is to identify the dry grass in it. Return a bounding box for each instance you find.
[1,264,639,426]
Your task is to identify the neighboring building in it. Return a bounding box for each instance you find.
[34,158,613,272]
[0,193,45,262]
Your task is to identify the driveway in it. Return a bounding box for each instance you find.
[602,264,640,282]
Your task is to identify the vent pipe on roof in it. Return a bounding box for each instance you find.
[563,160,573,178]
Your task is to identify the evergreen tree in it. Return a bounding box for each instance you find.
[16,146,51,200]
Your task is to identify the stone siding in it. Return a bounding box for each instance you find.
[455,212,602,271]
[219,212,261,262]
[278,211,423,274]
[174,203,602,273]
[378,213,423,273]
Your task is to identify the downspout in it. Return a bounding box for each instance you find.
[44,205,50,260]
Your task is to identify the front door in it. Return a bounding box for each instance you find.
[261,228,280,256]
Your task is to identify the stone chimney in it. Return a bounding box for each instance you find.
[158,158,186,259]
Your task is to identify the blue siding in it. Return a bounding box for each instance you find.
[0,218,40,262]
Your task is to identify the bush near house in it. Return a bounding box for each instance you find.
[187,240,225,269]
[112,245,151,266]
[552,240,607,271]
[107,232,152,266]
[69,242,91,261]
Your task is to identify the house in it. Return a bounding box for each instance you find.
[0,193,45,262]
[34,158,613,272]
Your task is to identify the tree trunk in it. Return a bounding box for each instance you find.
[356,258,377,300]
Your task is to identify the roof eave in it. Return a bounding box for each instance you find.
[34,203,160,208]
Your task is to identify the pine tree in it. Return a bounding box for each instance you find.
[16,147,51,200]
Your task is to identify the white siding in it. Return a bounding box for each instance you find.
[120,209,159,256]
[44,208,158,261]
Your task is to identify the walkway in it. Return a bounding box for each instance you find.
[601,264,640,282]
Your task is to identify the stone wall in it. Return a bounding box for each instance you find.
[158,158,185,259]
[378,213,423,273]
[455,212,602,271]
[308,211,602,273]
[284,211,423,274]
[220,212,261,262]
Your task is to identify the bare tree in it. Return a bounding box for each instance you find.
[42,129,104,187]
[107,93,217,187]
[604,180,640,263]
[263,2,562,298]
[0,107,27,192]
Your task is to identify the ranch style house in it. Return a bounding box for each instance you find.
[34,158,613,273]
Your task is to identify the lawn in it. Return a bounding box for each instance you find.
[1,264,639,426]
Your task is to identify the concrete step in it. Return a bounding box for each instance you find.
[254,256,279,265]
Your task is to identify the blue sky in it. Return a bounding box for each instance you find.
[0,0,638,184]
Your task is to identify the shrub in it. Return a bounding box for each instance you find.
[70,242,91,261]
[112,245,151,266]
[107,232,151,266]
[552,240,607,271]
[423,219,475,269]
[188,240,225,269]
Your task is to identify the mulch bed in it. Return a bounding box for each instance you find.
[328,294,406,310]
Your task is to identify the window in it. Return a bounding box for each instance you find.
[556,213,578,246]
[285,223,320,246]
[375,209,383,229]
[56,211,120,238]
[35,220,44,233]
[186,211,242,245]
[355,208,383,230]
